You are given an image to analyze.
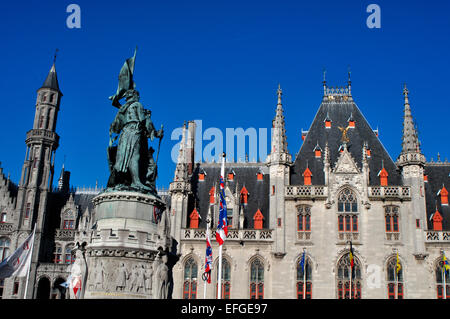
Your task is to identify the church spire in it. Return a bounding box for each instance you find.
[397,84,425,168]
[401,84,420,154]
[269,84,290,163]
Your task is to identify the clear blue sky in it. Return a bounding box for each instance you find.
[0,0,449,190]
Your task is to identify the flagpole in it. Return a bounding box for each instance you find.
[303,249,306,299]
[23,223,36,299]
[204,217,210,300]
[217,153,225,300]
[444,263,447,300]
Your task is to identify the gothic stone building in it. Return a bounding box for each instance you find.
[0,62,103,299]
[1,61,449,299]
[169,80,450,299]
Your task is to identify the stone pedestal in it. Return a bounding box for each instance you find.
[83,191,170,299]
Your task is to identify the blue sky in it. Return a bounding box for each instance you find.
[0,0,449,190]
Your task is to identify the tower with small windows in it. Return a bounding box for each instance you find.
[14,61,62,298]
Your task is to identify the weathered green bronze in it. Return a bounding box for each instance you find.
[105,48,163,196]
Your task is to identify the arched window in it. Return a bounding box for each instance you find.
[338,188,358,212]
[436,257,450,299]
[216,258,231,299]
[336,253,362,299]
[250,258,264,299]
[296,255,312,299]
[183,257,198,299]
[0,237,11,262]
[386,256,403,299]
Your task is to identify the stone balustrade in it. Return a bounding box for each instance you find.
[182,228,273,242]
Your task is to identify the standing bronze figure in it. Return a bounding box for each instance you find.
[106,48,163,196]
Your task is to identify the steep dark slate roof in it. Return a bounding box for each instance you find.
[189,162,270,229]
[41,64,61,93]
[291,98,403,186]
[424,163,450,230]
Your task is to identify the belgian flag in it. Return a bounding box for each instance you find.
[349,241,354,269]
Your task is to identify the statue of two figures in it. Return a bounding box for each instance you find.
[106,48,163,196]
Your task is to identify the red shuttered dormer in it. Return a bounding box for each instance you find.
[209,187,215,204]
[253,209,264,230]
[439,186,448,206]
[433,209,443,231]
[189,208,200,229]
[378,167,389,186]
[240,186,249,204]
[303,167,312,186]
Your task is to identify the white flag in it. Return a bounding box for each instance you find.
[0,227,35,278]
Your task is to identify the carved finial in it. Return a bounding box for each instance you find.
[277,84,282,105]
[403,83,409,105]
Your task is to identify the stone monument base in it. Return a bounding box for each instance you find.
[83,191,170,299]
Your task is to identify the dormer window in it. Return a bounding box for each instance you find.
[228,170,235,181]
[432,209,443,231]
[198,168,206,181]
[209,187,215,204]
[314,143,322,158]
[347,113,355,128]
[378,167,389,186]
[423,175,428,183]
[438,186,448,206]
[253,209,264,230]
[303,167,312,186]
[240,186,249,204]
[366,148,372,158]
[324,112,332,129]
[189,208,200,229]
[257,171,264,181]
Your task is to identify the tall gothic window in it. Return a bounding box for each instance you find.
[297,205,311,231]
[296,255,312,299]
[53,244,62,263]
[337,189,359,241]
[183,257,198,299]
[64,244,75,264]
[338,188,358,212]
[216,258,231,299]
[436,258,450,299]
[385,206,400,240]
[337,253,361,299]
[0,237,11,262]
[387,256,403,299]
[250,258,264,299]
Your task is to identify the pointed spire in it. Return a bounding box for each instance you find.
[41,53,61,93]
[174,122,188,181]
[401,84,420,154]
[269,84,290,162]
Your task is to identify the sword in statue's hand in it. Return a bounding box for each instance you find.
[156,124,163,165]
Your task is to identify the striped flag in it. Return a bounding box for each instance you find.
[215,156,228,245]
[349,241,354,269]
[0,226,35,278]
[204,228,213,284]
[443,252,450,274]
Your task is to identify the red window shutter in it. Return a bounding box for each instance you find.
[240,186,249,204]
[303,167,312,185]
[198,173,205,181]
[433,210,443,231]
[209,187,215,204]
[253,210,264,230]
[440,186,448,206]
[348,120,355,128]
[189,208,200,229]
[379,168,389,186]
[257,173,263,181]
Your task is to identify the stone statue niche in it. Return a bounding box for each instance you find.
[106,47,163,197]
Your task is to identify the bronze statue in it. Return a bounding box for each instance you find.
[338,125,350,143]
[106,48,163,196]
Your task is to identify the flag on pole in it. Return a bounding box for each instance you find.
[299,251,306,274]
[215,156,228,245]
[443,252,450,274]
[349,241,354,269]
[204,228,213,284]
[0,226,35,278]
[396,252,401,274]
